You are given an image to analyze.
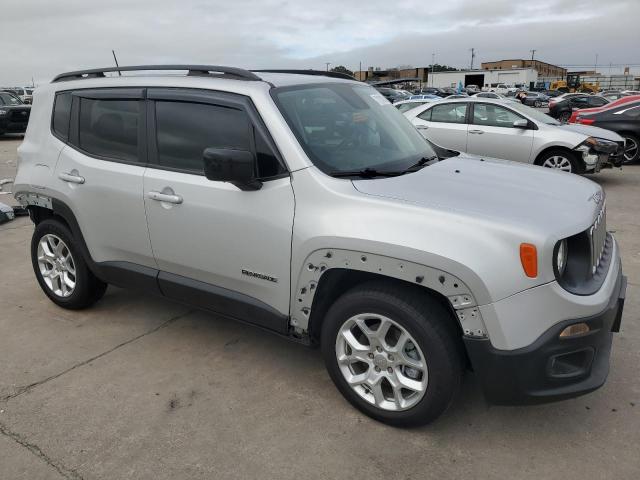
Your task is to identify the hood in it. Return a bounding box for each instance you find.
[557,123,624,142]
[353,154,602,239]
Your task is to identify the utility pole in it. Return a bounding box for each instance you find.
[325,62,331,72]
[431,53,435,87]
[359,61,362,81]
[594,54,598,73]
[469,48,476,70]
[530,49,536,61]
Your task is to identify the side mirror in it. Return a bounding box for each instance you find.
[202,148,262,191]
[513,119,529,129]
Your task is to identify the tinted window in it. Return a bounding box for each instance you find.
[430,103,467,124]
[417,108,432,121]
[78,98,140,161]
[571,97,589,106]
[155,101,251,173]
[472,104,523,127]
[588,97,608,107]
[52,92,72,141]
[0,92,21,106]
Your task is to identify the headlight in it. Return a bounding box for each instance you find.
[555,239,568,277]
[0,109,8,116]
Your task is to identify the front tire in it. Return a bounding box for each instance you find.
[31,219,107,309]
[321,282,463,427]
[536,149,579,173]
[622,133,639,164]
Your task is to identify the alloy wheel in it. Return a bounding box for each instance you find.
[542,155,572,172]
[37,234,76,297]
[624,137,638,163]
[335,313,428,411]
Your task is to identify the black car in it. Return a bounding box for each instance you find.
[0,92,31,136]
[575,100,640,164]
[414,87,450,98]
[374,87,409,103]
[548,94,609,122]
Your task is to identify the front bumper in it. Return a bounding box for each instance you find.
[464,268,626,405]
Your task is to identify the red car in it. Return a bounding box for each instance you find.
[568,95,640,123]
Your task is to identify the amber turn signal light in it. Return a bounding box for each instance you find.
[520,243,538,278]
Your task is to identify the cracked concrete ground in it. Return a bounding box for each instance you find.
[1,136,639,479]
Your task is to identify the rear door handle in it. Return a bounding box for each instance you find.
[416,125,429,130]
[469,129,484,135]
[147,191,183,204]
[58,172,85,184]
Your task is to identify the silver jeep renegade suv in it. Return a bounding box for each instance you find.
[14,66,626,426]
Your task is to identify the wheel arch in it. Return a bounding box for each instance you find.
[19,194,98,276]
[534,145,579,166]
[292,248,488,344]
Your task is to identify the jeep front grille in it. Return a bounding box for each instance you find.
[589,203,607,274]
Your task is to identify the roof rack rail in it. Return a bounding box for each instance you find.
[252,69,355,80]
[51,65,261,83]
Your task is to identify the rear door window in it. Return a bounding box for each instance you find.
[78,98,141,162]
[472,104,524,128]
[429,103,468,124]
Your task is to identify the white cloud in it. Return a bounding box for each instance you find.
[0,0,637,85]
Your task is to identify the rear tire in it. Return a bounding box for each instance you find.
[622,133,639,164]
[536,149,579,173]
[558,111,571,123]
[320,281,463,427]
[31,219,107,309]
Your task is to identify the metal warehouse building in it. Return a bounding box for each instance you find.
[428,68,538,89]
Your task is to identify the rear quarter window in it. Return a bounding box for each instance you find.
[52,92,73,141]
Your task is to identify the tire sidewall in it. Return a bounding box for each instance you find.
[31,219,96,308]
[538,149,578,173]
[321,288,460,427]
[622,133,640,164]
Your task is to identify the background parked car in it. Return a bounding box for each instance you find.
[568,95,640,123]
[601,91,629,101]
[1,87,34,104]
[413,87,450,97]
[473,92,518,102]
[519,91,550,107]
[0,91,31,136]
[574,100,640,164]
[403,98,624,173]
[549,94,609,122]
[375,87,410,103]
[394,98,439,113]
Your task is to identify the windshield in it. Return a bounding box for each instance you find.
[272,83,435,174]
[508,101,560,125]
[0,92,22,106]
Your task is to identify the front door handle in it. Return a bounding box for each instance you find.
[58,172,85,184]
[416,125,429,130]
[147,191,183,204]
[469,129,484,135]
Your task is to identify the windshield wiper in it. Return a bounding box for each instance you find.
[329,168,406,178]
[403,155,438,172]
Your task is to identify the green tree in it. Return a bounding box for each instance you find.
[330,65,354,77]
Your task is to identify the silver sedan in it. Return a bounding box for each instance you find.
[403,98,624,174]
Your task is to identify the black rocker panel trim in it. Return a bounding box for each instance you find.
[157,271,289,334]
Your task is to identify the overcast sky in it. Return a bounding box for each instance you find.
[1,0,639,86]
